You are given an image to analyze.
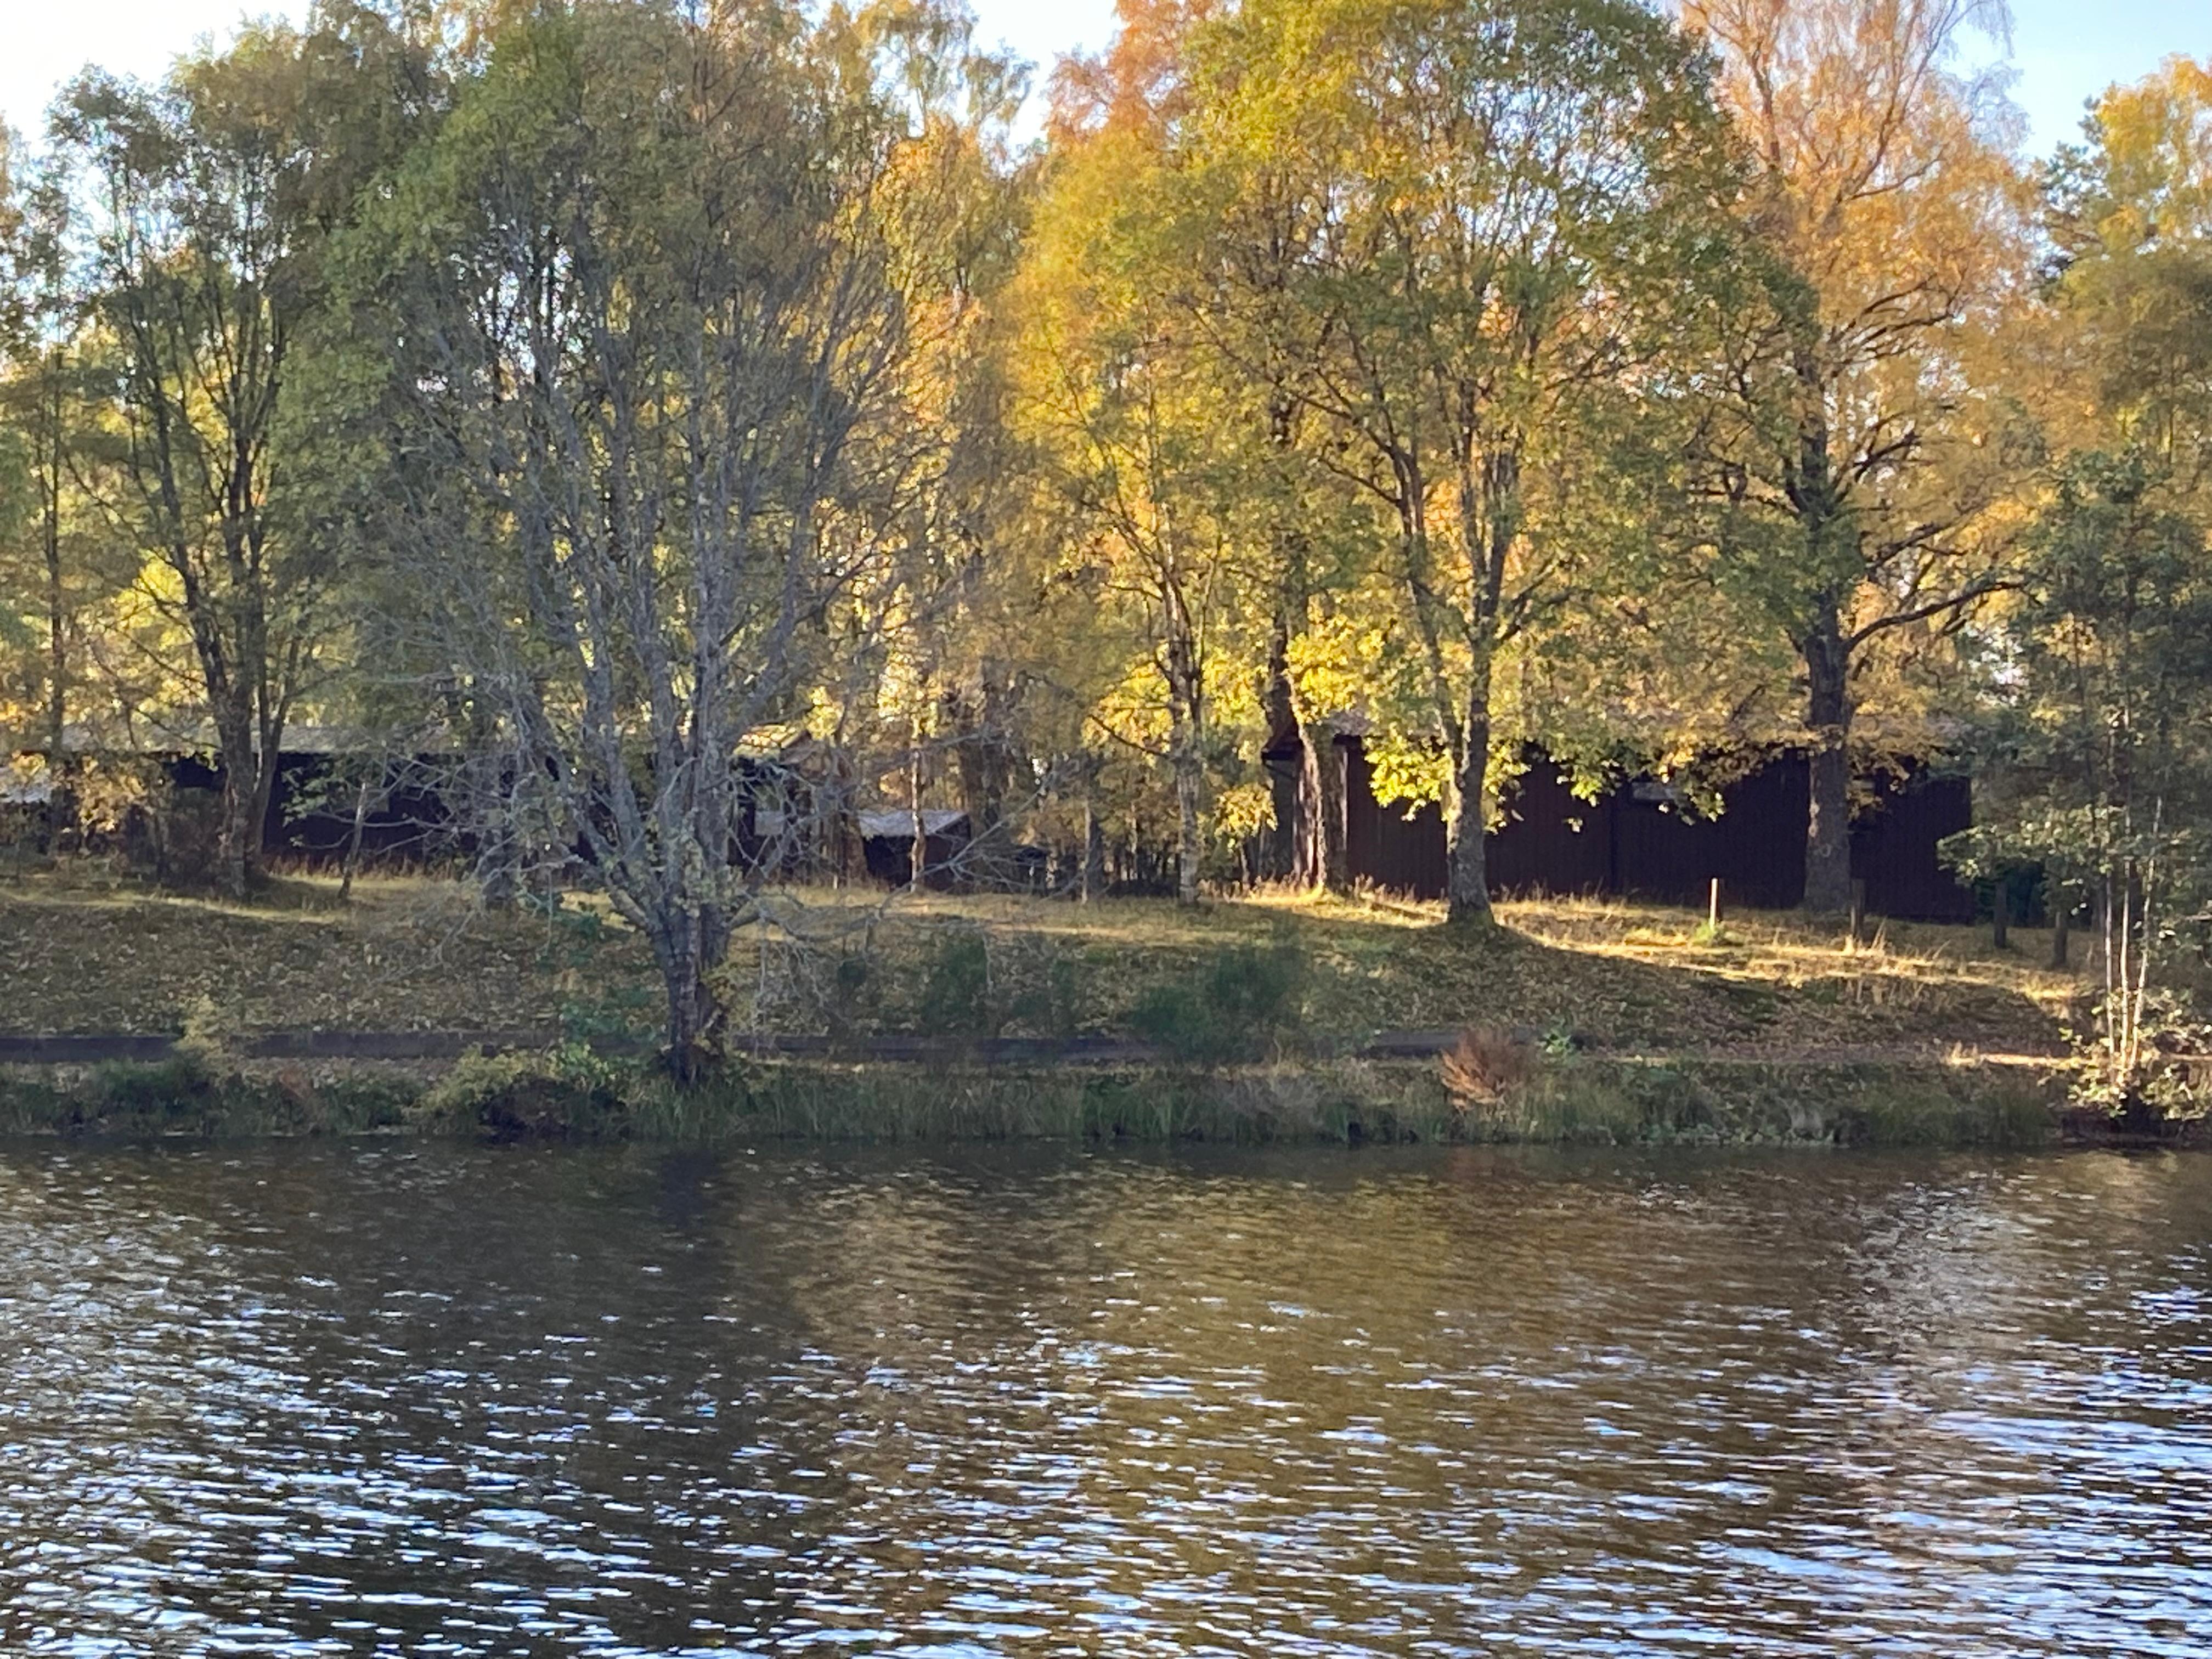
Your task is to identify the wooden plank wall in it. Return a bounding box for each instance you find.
[1340,737,1975,921]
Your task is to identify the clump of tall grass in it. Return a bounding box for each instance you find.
[1436,1035,2063,1148]
[399,1048,1465,1145]
[0,1053,413,1137]
[415,1043,635,1139]
[0,1035,2065,1150]
[1846,1072,2057,1147]
[1443,1029,1650,1143]
[664,1057,1459,1144]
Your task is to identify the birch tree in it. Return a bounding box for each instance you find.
[347,0,962,1073]
[0,145,84,785]
[1955,55,2212,1108]
[1684,0,2029,912]
[55,38,335,896]
[1191,0,1739,922]
[1013,130,1251,907]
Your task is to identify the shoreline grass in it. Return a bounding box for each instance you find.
[0,1046,2111,1150]
[0,859,2153,1149]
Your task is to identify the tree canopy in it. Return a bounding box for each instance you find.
[4,0,2209,1096]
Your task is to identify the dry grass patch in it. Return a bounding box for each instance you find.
[0,866,2074,1060]
[0,865,656,1036]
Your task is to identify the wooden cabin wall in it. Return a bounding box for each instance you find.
[1335,737,1974,921]
[1850,774,1975,922]
[1341,738,1451,900]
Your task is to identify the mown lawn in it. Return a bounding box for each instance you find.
[0,863,2079,1059]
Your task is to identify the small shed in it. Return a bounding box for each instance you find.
[857,808,971,889]
[1,768,53,851]
[748,804,973,889]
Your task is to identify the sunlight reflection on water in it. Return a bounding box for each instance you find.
[0,1141,2207,1656]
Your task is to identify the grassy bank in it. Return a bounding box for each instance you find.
[1,862,2081,1059]
[0,1045,2082,1149]
[0,860,2132,1147]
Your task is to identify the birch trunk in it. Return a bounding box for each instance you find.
[1446,674,1493,924]
[1802,600,1855,914]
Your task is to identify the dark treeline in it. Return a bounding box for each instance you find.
[1,0,2207,1097]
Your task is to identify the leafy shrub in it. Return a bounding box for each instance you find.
[415,1044,635,1139]
[88,1053,217,1115]
[1128,940,1308,1064]
[537,904,660,1048]
[834,952,872,1001]
[917,929,996,1037]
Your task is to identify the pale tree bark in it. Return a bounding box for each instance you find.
[1801,594,1854,913]
[908,713,929,894]
[338,769,373,902]
[356,5,922,1079]
[1443,445,1520,927]
[1173,741,1203,905]
[1081,759,1107,903]
[1444,670,1494,923]
[64,72,319,900]
[1164,602,1207,907]
[35,359,78,847]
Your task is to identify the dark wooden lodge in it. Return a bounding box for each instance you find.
[1322,735,1972,921]
[11,735,456,870]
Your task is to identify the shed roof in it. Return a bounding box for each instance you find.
[753,806,968,839]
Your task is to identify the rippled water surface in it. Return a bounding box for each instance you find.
[2,1142,2209,1656]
